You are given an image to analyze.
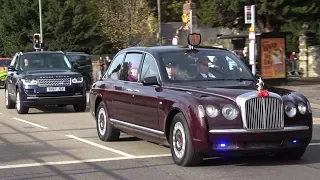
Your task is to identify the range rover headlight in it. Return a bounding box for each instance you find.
[222,104,238,120]
[297,102,307,114]
[205,105,219,118]
[72,77,83,83]
[21,79,38,85]
[284,102,296,117]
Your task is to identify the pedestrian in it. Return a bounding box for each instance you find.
[105,55,111,71]
[97,57,105,80]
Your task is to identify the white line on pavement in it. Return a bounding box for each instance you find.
[0,154,171,170]
[309,143,320,146]
[65,135,135,158]
[12,117,49,129]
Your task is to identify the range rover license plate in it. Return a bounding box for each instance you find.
[46,87,66,92]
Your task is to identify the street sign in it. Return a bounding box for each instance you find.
[245,5,255,24]
[249,27,255,40]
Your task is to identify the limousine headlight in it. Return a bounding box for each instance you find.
[72,77,83,83]
[297,102,307,114]
[284,102,296,117]
[21,79,38,85]
[221,104,238,120]
[205,105,219,118]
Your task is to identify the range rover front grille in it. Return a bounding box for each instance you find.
[244,96,284,130]
[37,78,71,87]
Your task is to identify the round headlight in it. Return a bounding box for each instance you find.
[284,102,296,117]
[222,104,238,120]
[205,105,219,118]
[298,103,307,114]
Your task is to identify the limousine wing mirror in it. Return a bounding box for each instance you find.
[142,76,160,86]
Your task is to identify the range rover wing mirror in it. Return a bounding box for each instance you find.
[142,76,160,86]
[73,63,80,69]
[7,66,16,72]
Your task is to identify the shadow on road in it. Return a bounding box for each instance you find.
[28,105,90,114]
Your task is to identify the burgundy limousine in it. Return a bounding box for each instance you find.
[89,34,312,166]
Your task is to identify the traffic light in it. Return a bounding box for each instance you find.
[33,33,41,50]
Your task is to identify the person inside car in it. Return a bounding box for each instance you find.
[165,61,187,80]
[196,56,216,79]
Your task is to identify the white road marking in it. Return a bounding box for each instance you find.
[309,143,320,146]
[12,117,49,129]
[65,135,135,158]
[0,154,171,170]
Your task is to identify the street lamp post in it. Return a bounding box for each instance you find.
[39,0,43,51]
[157,0,162,46]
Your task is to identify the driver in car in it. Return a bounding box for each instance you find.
[196,56,216,79]
[165,61,187,80]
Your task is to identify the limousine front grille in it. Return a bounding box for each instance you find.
[37,78,71,87]
[244,96,284,130]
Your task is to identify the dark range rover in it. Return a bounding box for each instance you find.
[4,51,87,114]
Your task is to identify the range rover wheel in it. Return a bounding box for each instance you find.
[73,97,87,112]
[169,112,203,166]
[96,101,120,141]
[5,88,15,109]
[274,147,306,160]
[16,90,29,114]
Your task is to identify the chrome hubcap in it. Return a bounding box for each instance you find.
[98,108,107,136]
[173,122,186,159]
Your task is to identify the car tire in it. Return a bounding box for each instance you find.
[73,96,87,112]
[96,101,120,141]
[5,88,15,109]
[16,89,29,114]
[169,112,203,166]
[274,146,306,160]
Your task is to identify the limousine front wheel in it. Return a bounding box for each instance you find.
[96,101,120,141]
[170,113,203,166]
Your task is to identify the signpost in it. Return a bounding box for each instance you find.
[245,5,256,75]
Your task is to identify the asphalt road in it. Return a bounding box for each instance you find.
[0,86,320,180]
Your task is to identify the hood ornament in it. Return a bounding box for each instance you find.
[256,77,269,98]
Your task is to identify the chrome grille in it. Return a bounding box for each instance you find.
[37,78,71,87]
[244,96,284,130]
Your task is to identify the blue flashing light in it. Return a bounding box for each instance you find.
[292,140,298,143]
[219,143,226,147]
[34,89,37,93]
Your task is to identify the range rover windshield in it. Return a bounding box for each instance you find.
[19,53,72,71]
[160,48,255,82]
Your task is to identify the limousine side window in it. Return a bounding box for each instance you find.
[140,54,159,81]
[119,53,143,82]
[105,53,125,79]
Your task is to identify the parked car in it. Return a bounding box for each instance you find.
[0,58,12,88]
[89,34,312,166]
[65,52,93,90]
[4,51,87,114]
